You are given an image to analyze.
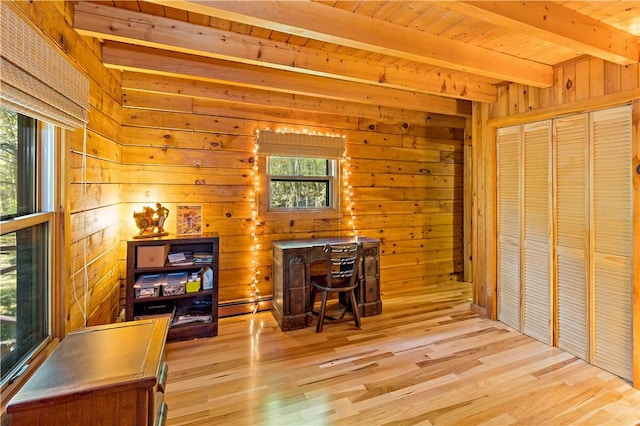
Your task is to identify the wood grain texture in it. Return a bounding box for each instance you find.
[493,57,640,119]
[163,282,640,425]
[120,88,465,304]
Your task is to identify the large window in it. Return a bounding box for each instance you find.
[0,107,55,385]
[267,156,336,210]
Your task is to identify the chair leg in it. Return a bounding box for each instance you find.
[310,285,318,314]
[316,290,328,333]
[349,290,361,329]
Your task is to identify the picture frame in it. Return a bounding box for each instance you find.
[176,205,203,235]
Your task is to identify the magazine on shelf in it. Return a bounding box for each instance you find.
[172,313,212,326]
[167,251,194,266]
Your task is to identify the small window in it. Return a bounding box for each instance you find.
[267,156,337,210]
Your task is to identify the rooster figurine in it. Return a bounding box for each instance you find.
[133,203,169,238]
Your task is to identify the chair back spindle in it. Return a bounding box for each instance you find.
[325,243,360,286]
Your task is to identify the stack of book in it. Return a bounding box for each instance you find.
[193,252,214,264]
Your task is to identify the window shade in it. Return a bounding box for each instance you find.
[0,3,89,129]
[257,131,346,159]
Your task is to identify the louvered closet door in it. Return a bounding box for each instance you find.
[522,122,552,344]
[591,105,633,381]
[555,115,589,360]
[497,126,521,330]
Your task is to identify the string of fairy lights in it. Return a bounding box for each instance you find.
[341,152,358,239]
[250,129,356,313]
[249,139,261,313]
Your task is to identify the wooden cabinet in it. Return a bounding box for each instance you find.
[126,233,219,342]
[272,236,381,331]
[6,318,170,426]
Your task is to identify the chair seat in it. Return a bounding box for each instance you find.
[310,275,356,292]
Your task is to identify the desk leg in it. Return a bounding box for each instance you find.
[281,254,313,331]
[358,245,382,316]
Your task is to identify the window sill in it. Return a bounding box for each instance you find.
[260,208,341,221]
[0,337,59,416]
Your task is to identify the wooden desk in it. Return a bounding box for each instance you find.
[6,318,170,426]
[272,236,382,331]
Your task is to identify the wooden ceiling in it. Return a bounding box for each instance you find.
[74,1,640,116]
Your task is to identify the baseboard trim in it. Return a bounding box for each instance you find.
[218,298,272,318]
[470,303,487,318]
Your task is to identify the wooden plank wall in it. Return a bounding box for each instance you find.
[11,1,123,333]
[119,74,466,306]
[12,0,466,333]
[492,58,640,118]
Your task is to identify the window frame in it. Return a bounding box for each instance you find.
[258,156,342,218]
[0,111,63,393]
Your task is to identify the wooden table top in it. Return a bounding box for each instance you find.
[7,318,169,411]
[272,236,379,250]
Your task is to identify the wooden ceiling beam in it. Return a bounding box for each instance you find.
[73,2,496,103]
[449,1,639,66]
[121,71,463,125]
[102,42,472,116]
[143,0,553,88]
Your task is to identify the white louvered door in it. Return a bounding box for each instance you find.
[591,106,633,381]
[522,122,552,344]
[555,114,589,360]
[497,126,521,330]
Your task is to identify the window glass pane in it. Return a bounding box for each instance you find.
[1,224,49,382]
[270,180,329,208]
[268,157,328,176]
[0,107,36,219]
[0,107,50,385]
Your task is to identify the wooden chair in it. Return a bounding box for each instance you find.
[310,242,363,333]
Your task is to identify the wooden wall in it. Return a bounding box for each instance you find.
[10,1,123,333]
[11,0,467,334]
[119,73,467,307]
[492,59,640,118]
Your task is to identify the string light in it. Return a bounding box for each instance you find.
[250,129,354,312]
[250,131,261,313]
[341,151,358,239]
[265,126,343,138]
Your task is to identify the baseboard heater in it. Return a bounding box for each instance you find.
[218,297,273,318]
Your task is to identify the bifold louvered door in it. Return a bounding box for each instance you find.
[497,122,552,342]
[497,126,521,330]
[591,106,633,381]
[496,105,633,381]
[555,114,589,360]
[522,122,552,344]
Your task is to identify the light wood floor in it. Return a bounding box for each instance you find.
[164,282,640,425]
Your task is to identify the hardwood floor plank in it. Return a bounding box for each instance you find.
[164,282,640,425]
[476,413,516,426]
